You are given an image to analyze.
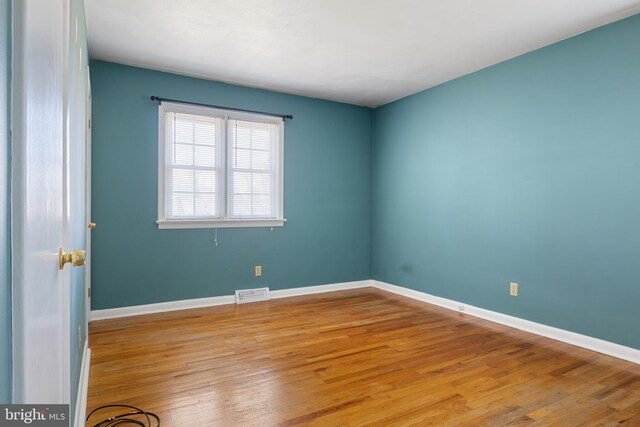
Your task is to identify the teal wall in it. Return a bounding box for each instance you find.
[0,0,10,404]
[372,13,640,349]
[69,0,89,420]
[90,61,373,310]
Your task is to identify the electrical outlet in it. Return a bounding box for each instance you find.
[78,326,83,352]
[510,282,519,297]
[255,266,262,277]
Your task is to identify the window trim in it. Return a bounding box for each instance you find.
[157,101,285,229]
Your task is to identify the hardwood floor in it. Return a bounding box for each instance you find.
[87,288,640,426]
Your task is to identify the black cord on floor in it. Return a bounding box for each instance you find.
[86,404,160,427]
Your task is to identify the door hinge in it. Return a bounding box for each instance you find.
[88,119,92,129]
[88,287,91,298]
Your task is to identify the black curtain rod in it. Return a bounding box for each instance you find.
[150,96,293,120]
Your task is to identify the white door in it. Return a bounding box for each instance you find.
[12,0,72,403]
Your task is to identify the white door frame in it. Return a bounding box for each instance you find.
[11,0,71,403]
[85,70,92,329]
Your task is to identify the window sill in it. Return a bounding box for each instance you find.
[157,218,286,230]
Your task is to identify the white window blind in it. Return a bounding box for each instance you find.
[165,111,223,219]
[228,119,278,219]
[158,102,285,229]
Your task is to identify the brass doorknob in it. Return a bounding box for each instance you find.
[59,248,86,270]
[88,222,96,230]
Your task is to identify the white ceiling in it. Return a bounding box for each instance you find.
[85,0,640,107]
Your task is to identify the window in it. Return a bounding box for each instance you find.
[157,102,285,229]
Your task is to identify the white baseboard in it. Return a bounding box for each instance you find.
[74,341,91,427]
[270,280,372,299]
[90,280,372,321]
[372,280,640,365]
[90,294,235,321]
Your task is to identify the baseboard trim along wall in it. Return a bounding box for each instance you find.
[269,281,371,299]
[90,294,236,321]
[74,341,91,427]
[372,280,640,365]
[89,279,639,364]
[89,280,371,321]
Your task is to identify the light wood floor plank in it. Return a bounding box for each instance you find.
[87,288,640,426]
